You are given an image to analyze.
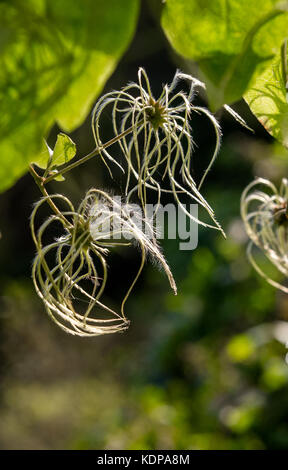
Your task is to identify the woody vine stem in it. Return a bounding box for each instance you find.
[29,121,140,217]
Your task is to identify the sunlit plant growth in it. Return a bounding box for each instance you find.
[3,0,288,340]
[29,69,224,336]
[30,189,177,336]
[92,68,224,233]
[4,1,288,452]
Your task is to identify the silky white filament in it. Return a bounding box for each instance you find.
[92,68,224,236]
[241,177,288,293]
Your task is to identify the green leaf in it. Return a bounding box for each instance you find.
[245,46,288,147]
[0,0,140,193]
[52,133,76,166]
[161,0,288,109]
[36,133,76,170]
[51,172,66,182]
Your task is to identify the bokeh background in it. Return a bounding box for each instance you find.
[1,1,288,450]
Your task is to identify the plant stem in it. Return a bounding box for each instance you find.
[44,122,142,184]
[29,164,71,225]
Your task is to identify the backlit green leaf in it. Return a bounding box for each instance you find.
[161,0,288,109]
[245,46,288,147]
[52,133,76,166]
[0,0,139,193]
[51,133,76,168]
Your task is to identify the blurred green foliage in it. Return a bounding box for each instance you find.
[37,133,76,170]
[1,0,288,451]
[0,0,139,192]
[161,0,288,109]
